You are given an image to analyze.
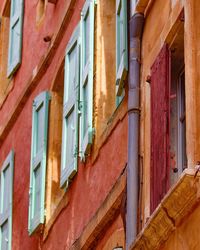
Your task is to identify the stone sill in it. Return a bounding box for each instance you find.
[130,168,200,250]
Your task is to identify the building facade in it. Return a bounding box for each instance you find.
[0,0,127,249]
[0,0,200,250]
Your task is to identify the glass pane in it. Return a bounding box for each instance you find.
[180,73,187,170]
[1,220,9,250]
[83,80,89,136]
[36,103,44,153]
[33,164,41,216]
[66,110,75,168]
[3,166,10,213]
[68,46,77,98]
[84,10,90,65]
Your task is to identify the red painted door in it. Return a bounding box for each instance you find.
[150,44,170,213]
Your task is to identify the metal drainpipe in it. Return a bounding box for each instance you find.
[126,12,144,250]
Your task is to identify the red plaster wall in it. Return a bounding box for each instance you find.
[0,0,128,249]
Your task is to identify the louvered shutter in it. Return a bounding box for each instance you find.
[28,92,50,235]
[150,44,170,213]
[7,0,24,77]
[0,151,14,250]
[80,0,95,158]
[60,25,80,188]
[116,0,128,98]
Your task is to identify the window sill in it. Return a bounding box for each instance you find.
[130,168,200,250]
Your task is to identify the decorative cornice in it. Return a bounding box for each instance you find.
[130,168,200,250]
[71,169,126,250]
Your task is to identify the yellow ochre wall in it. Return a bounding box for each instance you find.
[161,204,200,250]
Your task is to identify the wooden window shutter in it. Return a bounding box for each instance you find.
[60,25,80,188]
[80,0,95,159]
[28,91,50,235]
[150,44,170,213]
[116,0,128,98]
[0,150,14,250]
[7,0,24,77]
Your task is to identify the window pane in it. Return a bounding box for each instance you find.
[36,103,44,153]
[84,10,90,65]
[68,46,77,97]
[66,110,75,168]
[83,80,89,135]
[3,166,10,213]
[1,220,9,250]
[33,164,41,216]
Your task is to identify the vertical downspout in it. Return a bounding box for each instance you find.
[126,12,144,249]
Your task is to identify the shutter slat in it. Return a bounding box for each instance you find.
[150,44,170,213]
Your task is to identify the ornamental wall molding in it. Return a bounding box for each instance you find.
[130,168,200,250]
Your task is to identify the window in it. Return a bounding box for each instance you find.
[60,25,80,188]
[60,0,96,187]
[150,21,185,213]
[80,0,95,158]
[169,24,186,185]
[28,91,50,235]
[0,151,14,250]
[7,0,24,77]
[116,0,128,105]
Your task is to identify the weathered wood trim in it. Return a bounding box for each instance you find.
[71,169,126,250]
[130,168,200,250]
[0,0,77,143]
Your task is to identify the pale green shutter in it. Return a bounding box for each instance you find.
[0,151,14,250]
[60,25,80,188]
[116,0,128,102]
[28,91,50,235]
[80,0,95,159]
[7,0,24,77]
